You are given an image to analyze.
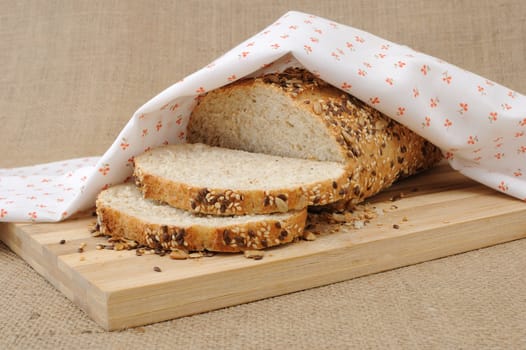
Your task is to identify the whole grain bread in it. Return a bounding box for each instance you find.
[187,67,443,208]
[96,183,307,252]
[133,143,349,215]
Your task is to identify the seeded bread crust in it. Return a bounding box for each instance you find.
[188,68,443,208]
[133,143,351,216]
[96,184,308,252]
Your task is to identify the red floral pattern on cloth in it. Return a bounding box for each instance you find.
[1,11,525,222]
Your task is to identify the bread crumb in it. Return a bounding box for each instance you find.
[353,221,365,229]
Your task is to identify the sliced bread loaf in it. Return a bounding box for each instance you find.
[96,183,307,252]
[187,67,443,207]
[133,143,349,215]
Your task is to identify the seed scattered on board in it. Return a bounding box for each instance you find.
[244,250,265,260]
[77,242,87,253]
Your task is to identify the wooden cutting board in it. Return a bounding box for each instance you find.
[1,163,525,331]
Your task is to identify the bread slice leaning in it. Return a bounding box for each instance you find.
[96,183,307,252]
[187,68,443,208]
[133,143,349,215]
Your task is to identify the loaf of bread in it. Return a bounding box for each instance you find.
[96,67,442,253]
[187,67,443,208]
[96,183,307,252]
[133,143,349,215]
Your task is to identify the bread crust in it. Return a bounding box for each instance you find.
[188,68,443,208]
[96,186,308,253]
[133,149,351,216]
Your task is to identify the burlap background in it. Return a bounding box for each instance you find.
[1,0,525,348]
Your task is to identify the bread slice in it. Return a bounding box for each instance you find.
[96,183,307,252]
[187,67,443,208]
[133,143,349,215]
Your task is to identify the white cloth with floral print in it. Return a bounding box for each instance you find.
[1,11,525,222]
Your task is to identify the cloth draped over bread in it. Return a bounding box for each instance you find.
[1,11,525,222]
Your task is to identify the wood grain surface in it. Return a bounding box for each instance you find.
[1,163,525,331]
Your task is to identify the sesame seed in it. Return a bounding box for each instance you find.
[275,197,288,212]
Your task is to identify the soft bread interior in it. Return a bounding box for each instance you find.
[135,143,346,191]
[187,82,346,162]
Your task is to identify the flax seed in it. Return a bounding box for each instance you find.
[244,250,264,260]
